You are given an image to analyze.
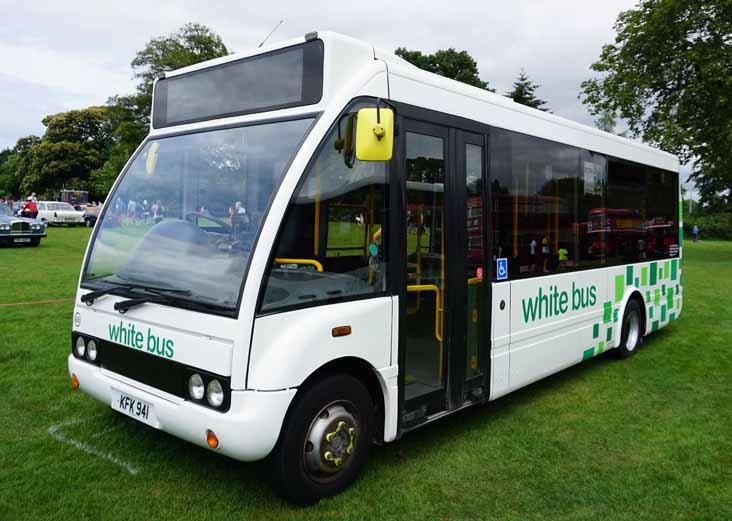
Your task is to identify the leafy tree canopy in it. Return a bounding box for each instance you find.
[395,47,495,91]
[132,22,229,99]
[42,106,114,150]
[581,0,732,206]
[506,69,549,111]
[93,23,230,196]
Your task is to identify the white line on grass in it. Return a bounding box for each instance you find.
[89,423,125,438]
[48,417,140,475]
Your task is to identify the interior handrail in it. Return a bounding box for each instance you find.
[406,284,443,342]
[274,258,324,272]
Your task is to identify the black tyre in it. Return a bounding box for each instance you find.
[269,374,373,505]
[617,298,643,358]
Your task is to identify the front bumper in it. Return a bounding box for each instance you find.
[68,354,296,461]
[0,232,46,244]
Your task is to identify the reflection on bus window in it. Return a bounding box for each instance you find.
[260,102,388,312]
[82,117,314,310]
[490,129,679,281]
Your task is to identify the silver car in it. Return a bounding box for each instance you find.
[0,204,46,246]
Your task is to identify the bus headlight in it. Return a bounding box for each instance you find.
[75,336,86,358]
[86,339,98,361]
[206,379,224,408]
[188,373,205,401]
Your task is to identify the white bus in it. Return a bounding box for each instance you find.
[69,31,683,504]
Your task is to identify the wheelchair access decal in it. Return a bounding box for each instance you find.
[496,258,508,281]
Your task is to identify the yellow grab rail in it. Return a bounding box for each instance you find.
[274,258,324,272]
[406,284,443,342]
[468,277,483,286]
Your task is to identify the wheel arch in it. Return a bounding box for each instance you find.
[614,289,647,347]
[290,356,387,444]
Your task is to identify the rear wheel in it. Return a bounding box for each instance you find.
[617,298,643,358]
[269,374,373,505]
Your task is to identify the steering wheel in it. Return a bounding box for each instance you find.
[184,212,231,231]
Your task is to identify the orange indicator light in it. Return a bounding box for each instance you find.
[71,374,80,389]
[332,325,352,337]
[206,430,219,449]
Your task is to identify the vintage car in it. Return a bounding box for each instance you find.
[37,201,85,226]
[0,204,46,246]
[82,204,102,227]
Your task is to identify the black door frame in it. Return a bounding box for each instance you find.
[390,101,493,434]
[455,129,491,401]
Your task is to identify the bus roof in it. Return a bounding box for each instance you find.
[154,31,679,173]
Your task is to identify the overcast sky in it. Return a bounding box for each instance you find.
[1,0,694,188]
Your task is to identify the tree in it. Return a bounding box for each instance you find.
[395,47,495,91]
[127,23,229,124]
[580,0,732,207]
[92,23,230,198]
[594,109,629,137]
[506,70,549,111]
[0,136,41,197]
[17,108,112,197]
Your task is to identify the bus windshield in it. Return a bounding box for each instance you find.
[82,117,314,312]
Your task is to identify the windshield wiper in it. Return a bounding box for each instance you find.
[81,280,190,305]
[113,291,233,314]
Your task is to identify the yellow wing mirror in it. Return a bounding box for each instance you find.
[355,103,394,161]
[145,142,159,176]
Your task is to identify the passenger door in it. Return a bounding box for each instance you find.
[399,120,451,420]
[398,121,490,425]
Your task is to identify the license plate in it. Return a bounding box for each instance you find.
[111,389,159,428]
[13,237,31,243]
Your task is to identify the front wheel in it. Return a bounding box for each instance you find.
[617,299,643,358]
[269,374,373,505]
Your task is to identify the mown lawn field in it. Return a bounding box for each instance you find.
[1,228,731,520]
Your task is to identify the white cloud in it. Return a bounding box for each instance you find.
[0,0,649,154]
[0,43,134,100]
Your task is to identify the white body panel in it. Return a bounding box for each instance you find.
[70,31,683,465]
[378,51,679,173]
[74,301,236,376]
[249,297,393,390]
[68,354,295,461]
[490,283,511,399]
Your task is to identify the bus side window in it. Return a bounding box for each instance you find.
[260,102,389,313]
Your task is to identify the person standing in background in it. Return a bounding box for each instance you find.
[529,238,538,272]
[692,225,699,242]
[541,236,551,273]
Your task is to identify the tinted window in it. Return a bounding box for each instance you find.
[153,40,324,128]
[490,129,579,279]
[577,152,607,270]
[490,128,679,279]
[260,102,388,313]
[605,160,646,265]
[645,167,679,259]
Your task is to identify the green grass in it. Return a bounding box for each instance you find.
[1,231,731,520]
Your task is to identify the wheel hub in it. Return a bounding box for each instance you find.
[304,403,358,475]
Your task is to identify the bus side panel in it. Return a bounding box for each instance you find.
[507,269,608,391]
[247,297,393,391]
[604,258,683,341]
[490,282,511,400]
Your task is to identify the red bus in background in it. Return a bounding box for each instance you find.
[584,208,678,260]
